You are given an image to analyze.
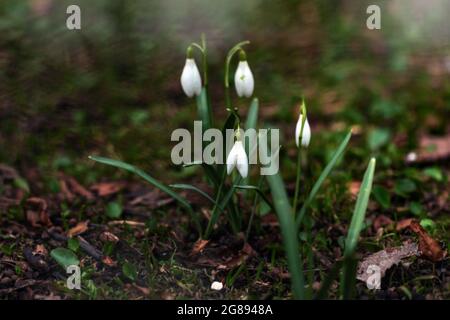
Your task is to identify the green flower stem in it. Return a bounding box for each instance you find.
[224,40,250,110]
[204,168,227,239]
[245,176,264,242]
[292,148,302,215]
[201,33,208,86]
[292,101,307,215]
[189,39,207,86]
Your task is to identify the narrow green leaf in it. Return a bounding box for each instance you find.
[342,157,376,299]
[196,87,212,131]
[182,161,220,189]
[266,172,305,299]
[344,158,376,257]
[51,248,79,269]
[89,156,201,235]
[244,98,259,155]
[170,183,215,205]
[242,98,259,189]
[89,156,192,214]
[235,185,274,212]
[296,130,352,228]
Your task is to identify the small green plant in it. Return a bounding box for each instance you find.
[89,35,376,299]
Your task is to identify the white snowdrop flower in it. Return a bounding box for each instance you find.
[226,132,248,178]
[211,281,223,291]
[180,48,202,98]
[295,114,311,148]
[234,50,254,98]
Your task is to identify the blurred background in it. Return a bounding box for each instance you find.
[0,0,449,187]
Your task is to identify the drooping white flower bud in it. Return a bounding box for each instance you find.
[234,50,254,98]
[226,130,248,178]
[180,47,202,97]
[295,114,311,148]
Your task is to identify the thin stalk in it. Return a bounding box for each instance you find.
[292,149,302,215]
[225,175,242,234]
[224,40,250,89]
[201,34,208,86]
[204,168,227,239]
[245,177,264,242]
[292,102,306,214]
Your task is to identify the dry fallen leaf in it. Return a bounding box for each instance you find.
[90,181,126,197]
[67,220,89,238]
[59,174,94,201]
[25,197,51,227]
[408,220,446,262]
[217,243,257,270]
[396,218,446,262]
[132,284,150,296]
[99,231,120,243]
[102,256,117,267]
[396,218,415,231]
[191,239,209,256]
[357,242,419,284]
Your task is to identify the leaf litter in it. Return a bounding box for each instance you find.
[357,218,446,285]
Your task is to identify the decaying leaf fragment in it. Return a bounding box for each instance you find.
[357,242,419,284]
[191,239,209,256]
[408,220,446,262]
[67,220,89,237]
[25,197,51,227]
[397,219,446,262]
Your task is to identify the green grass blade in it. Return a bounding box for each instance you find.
[244,98,259,154]
[89,156,200,230]
[170,183,216,207]
[204,176,241,239]
[341,157,376,299]
[235,185,274,212]
[182,161,220,189]
[242,98,259,190]
[296,130,352,229]
[196,87,212,131]
[266,172,305,299]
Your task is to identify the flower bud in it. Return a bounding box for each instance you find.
[234,50,254,98]
[180,47,202,97]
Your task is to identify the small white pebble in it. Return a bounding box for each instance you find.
[211,281,223,291]
[405,152,417,162]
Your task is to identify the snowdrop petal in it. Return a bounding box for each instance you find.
[181,58,202,98]
[295,115,311,148]
[235,142,249,178]
[226,141,248,178]
[226,144,238,175]
[234,61,254,98]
